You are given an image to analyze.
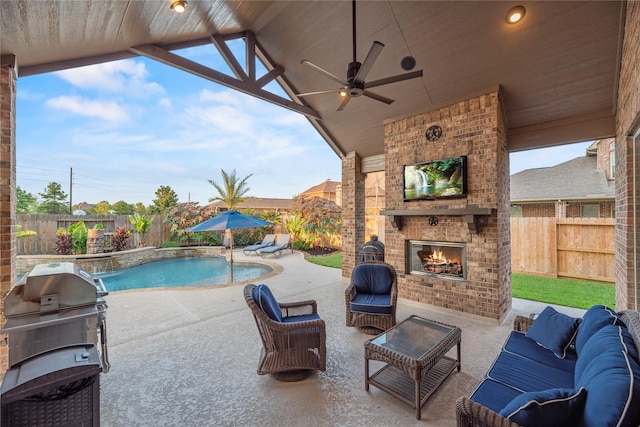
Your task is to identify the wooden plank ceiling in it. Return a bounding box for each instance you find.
[0,1,625,160]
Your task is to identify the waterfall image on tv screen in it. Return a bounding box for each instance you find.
[403,156,466,200]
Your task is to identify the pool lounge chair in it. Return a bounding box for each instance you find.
[260,234,292,258]
[243,234,276,256]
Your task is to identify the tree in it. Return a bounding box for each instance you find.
[94,200,113,215]
[134,203,148,215]
[290,196,342,249]
[16,186,37,214]
[150,185,178,214]
[37,182,69,214]
[113,200,134,215]
[208,169,252,209]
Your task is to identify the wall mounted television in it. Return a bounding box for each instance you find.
[403,156,467,201]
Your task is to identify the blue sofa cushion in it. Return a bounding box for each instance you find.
[575,349,640,427]
[575,324,638,380]
[470,378,523,414]
[503,331,577,373]
[486,352,574,392]
[498,387,587,427]
[352,264,393,294]
[574,304,621,355]
[282,313,321,323]
[350,293,392,314]
[252,284,282,322]
[525,306,580,359]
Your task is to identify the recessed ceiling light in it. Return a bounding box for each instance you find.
[506,5,526,24]
[171,1,186,13]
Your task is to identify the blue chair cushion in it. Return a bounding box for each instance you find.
[575,349,640,427]
[350,293,392,315]
[525,306,580,359]
[574,305,621,355]
[282,314,321,323]
[252,284,282,322]
[502,331,577,373]
[498,387,587,427]
[352,264,393,294]
[470,378,522,414]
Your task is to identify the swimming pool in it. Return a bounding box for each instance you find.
[96,257,272,291]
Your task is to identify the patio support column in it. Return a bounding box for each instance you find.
[341,151,366,279]
[0,54,17,377]
[615,3,640,311]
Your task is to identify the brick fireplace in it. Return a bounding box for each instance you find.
[382,90,511,321]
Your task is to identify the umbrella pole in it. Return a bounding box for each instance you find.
[229,230,234,283]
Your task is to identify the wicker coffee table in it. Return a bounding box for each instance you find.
[364,315,461,420]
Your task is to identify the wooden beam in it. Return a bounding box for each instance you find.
[129,44,321,120]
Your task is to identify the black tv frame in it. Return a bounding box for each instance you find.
[403,156,467,201]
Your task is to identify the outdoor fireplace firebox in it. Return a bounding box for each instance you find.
[407,241,466,280]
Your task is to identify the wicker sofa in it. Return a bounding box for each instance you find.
[456,305,640,427]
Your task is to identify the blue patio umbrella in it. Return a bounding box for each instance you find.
[186,210,273,265]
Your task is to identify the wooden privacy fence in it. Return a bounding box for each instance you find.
[17,214,169,255]
[511,217,615,283]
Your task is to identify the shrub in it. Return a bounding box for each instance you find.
[113,226,130,252]
[162,241,181,248]
[68,221,88,254]
[55,228,73,255]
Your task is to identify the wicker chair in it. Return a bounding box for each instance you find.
[244,284,326,380]
[345,261,397,334]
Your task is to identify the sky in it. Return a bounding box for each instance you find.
[15,41,592,207]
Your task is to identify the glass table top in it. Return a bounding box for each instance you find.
[370,315,456,360]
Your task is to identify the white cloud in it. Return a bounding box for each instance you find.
[55,60,164,97]
[45,96,130,122]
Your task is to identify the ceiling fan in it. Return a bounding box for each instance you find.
[297,0,423,111]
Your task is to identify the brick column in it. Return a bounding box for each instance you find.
[0,55,17,377]
[615,3,640,311]
[341,151,365,279]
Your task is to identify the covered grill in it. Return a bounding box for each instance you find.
[1,262,110,426]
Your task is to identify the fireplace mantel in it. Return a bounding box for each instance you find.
[381,208,494,233]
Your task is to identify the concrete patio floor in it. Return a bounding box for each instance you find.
[100,251,586,427]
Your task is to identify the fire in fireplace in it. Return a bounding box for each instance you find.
[407,240,466,280]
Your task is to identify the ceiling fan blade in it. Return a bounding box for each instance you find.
[297,89,343,97]
[337,96,352,111]
[354,41,384,83]
[301,60,347,85]
[364,70,423,89]
[362,90,395,105]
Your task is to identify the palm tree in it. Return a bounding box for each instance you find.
[208,169,252,209]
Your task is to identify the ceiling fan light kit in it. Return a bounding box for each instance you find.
[297,0,423,111]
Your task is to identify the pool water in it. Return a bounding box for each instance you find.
[96,257,271,291]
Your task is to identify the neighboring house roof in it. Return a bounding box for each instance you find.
[76,201,94,211]
[511,156,615,202]
[301,180,340,196]
[207,197,293,211]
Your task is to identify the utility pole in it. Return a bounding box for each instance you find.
[69,167,73,214]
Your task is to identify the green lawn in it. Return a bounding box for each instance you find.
[306,252,343,269]
[305,253,615,310]
[512,273,615,310]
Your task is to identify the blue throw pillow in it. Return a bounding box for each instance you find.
[499,387,587,426]
[252,284,282,322]
[574,305,621,355]
[525,306,580,358]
